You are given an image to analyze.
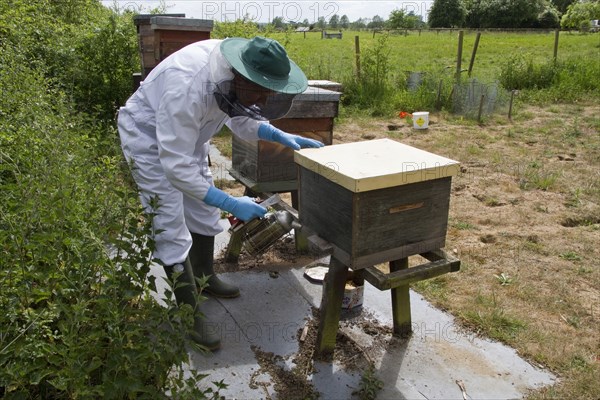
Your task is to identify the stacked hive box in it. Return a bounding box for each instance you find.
[133,14,213,78]
[230,85,342,193]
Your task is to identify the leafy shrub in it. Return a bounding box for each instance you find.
[0,29,219,400]
[0,0,139,122]
[212,18,261,38]
[499,56,559,90]
[392,70,455,114]
[464,0,559,29]
[341,34,396,115]
[68,10,140,121]
[555,57,600,93]
[560,0,600,30]
[499,55,600,102]
[342,38,456,117]
[537,7,561,29]
[428,0,467,28]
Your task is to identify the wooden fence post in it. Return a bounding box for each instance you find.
[508,90,517,120]
[477,94,485,124]
[468,32,481,77]
[456,30,464,81]
[435,79,443,110]
[553,30,560,61]
[355,35,361,80]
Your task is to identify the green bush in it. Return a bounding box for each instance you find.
[560,0,600,30]
[499,56,559,90]
[0,0,139,123]
[394,71,456,113]
[341,34,396,115]
[499,55,600,102]
[342,34,454,117]
[68,10,140,121]
[0,25,219,400]
[537,7,561,29]
[212,18,261,38]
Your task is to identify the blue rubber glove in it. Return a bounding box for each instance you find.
[258,123,325,151]
[203,186,267,222]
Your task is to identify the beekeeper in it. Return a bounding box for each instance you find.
[117,36,323,350]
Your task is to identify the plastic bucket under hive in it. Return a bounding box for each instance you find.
[342,280,364,309]
[304,264,364,309]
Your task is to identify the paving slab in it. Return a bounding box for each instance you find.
[209,142,234,181]
[146,216,555,399]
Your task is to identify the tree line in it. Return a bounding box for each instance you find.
[430,0,600,30]
[270,0,600,31]
[271,11,426,31]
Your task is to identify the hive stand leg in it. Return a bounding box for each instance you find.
[224,228,244,263]
[315,257,348,358]
[291,190,308,253]
[243,186,260,198]
[390,258,412,337]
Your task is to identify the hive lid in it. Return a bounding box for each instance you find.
[150,16,214,31]
[133,14,185,25]
[294,138,460,192]
[294,85,341,102]
[307,80,343,92]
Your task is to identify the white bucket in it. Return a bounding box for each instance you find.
[412,111,429,129]
[342,281,364,309]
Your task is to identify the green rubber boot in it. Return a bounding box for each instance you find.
[164,258,221,351]
[189,232,240,298]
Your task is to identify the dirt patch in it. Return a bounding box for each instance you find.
[249,344,319,400]
[214,233,316,274]
[246,307,396,399]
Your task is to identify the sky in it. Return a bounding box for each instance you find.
[101,1,435,23]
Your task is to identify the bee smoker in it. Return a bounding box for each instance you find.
[242,210,302,256]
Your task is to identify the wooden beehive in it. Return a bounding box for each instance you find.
[294,139,460,269]
[133,14,213,78]
[230,85,341,192]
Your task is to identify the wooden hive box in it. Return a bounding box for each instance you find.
[231,85,341,192]
[294,139,460,269]
[133,14,213,78]
[133,14,184,78]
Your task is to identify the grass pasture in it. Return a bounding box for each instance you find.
[278,29,599,85]
[266,30,600,115]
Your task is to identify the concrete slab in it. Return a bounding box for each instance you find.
[363,285,555,400]
[209,142,234,181]
[147,220,556,399]
[187,268,367,399]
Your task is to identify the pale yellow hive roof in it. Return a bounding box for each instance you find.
[294,138,460,193]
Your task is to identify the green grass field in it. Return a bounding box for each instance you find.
[273,30,600,85]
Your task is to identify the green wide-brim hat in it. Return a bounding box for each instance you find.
[220,36,308,95]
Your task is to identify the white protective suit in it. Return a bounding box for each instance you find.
[117,39,262,266]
